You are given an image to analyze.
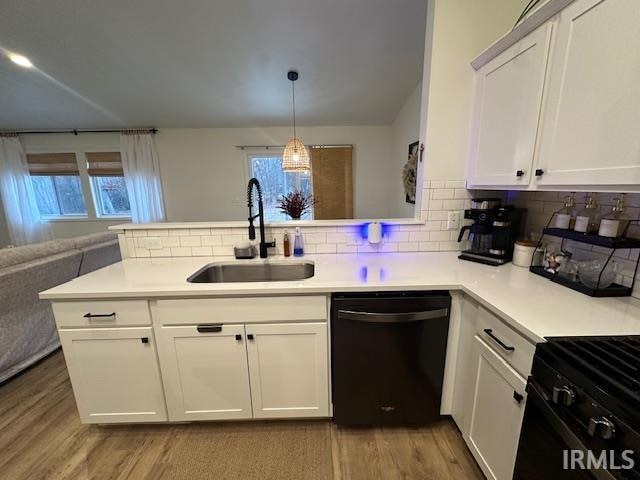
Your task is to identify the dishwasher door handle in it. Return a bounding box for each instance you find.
[337,308,449,323]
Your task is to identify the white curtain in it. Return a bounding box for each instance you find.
[120,132,166,223]
[0,135,51,245]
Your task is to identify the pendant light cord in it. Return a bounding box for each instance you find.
[292,79,297,141]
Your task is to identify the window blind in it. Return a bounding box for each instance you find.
[27,153,79,176]
[310,146,353,220]
[86,152,124,176]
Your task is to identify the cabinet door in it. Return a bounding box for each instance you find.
[246,323,329,419]
[156,324,252,421]
[467,23,552,187]
[535,0,640,186]
[451,295,480,437]
[467,336,527,480]
[59,327,167,424]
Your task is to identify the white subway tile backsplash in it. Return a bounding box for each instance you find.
[201,236,222,246]
[180,236,202,247]
[118,179,478,258]
[409,231,431,242]
[161,236,181,248]
[316,243,337,254]
[192,246,213,256]
[170,247,192,256]
[431,188,454,200]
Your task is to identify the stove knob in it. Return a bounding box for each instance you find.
[552,385,576,406]
[587,417,615,440]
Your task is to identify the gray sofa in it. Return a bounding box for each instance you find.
[0,232,121,383]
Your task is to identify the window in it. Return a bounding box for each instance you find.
[86,152,131,217]
[28,153,87,217]
[246,153,314,222]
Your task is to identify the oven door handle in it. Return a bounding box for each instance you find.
[526,381,617,480]
[337,308,449,323]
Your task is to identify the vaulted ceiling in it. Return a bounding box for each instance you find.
[0,0,427,129]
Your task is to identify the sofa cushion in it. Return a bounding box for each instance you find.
[69,232,118,249]
[78,240,121,276]
[0,240,71,269]
[0,250,82,383]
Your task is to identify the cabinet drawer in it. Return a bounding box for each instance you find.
[152,296,328,325]
[476,306,535,377]
[52,300,151,328]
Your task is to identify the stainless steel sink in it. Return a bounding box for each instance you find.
[187,261,315,283]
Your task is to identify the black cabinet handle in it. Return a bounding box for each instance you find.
[235,334,242,341]
[513,391,524,404]
[483,329,515,352]
[197,324,222,333]
[247,334,254,341]
[516,170,524,177]
[535,168,544,176]
[84,312,116,319]
[141,337,149,344]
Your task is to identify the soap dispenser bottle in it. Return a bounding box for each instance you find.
[283,231,291,257]
[293,227,304,257]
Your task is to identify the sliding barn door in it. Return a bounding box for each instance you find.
[310,146,353,219]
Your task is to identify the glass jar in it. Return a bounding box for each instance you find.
[598,195,630,238]
[554,194,576,229]
[573,194,599,234]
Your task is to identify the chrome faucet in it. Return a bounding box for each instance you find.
[247,178,275,259]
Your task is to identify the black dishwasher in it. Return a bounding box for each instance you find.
[331,291,451,426]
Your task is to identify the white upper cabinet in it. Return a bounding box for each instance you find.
[534,0,640,186]
[467,24,553,187]
[246,322,329,419]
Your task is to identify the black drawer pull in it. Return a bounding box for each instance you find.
[535,168,544,176]
[235,334,242,341]
[141,337,149,344]
[484,328,515,352]
[513,391,524,404]
[84,312,116,319]
[516,170,524,177]
[247,334,255,341]
[197,324,222,333]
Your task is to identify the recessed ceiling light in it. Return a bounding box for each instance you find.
[9,53,33,68]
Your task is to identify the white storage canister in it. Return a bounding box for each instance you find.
[512,239,538,268]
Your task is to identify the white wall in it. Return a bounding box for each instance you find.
[155,126,399,222]
[420,0,527,182]
[14,125,411,240]
[391,83,422,218]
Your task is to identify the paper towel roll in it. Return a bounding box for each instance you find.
[368,222,382,244]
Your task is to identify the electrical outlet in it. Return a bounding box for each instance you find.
[144,237,163,249]
[447,211,461,230]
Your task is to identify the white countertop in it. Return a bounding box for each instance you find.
[40,252,640,343]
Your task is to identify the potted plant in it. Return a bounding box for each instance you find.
[278,190,316,220]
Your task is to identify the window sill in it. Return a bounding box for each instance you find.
[43,217,130,223]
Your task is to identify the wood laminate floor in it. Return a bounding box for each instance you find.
[0,351,484,480]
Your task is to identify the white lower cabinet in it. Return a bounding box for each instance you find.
[156,321,330,421]
[467,336,527,480]
[156,324,253,421]
[59,327,167,424]
[246,323,329,418]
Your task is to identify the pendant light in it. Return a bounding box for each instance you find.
[282,70,310,173]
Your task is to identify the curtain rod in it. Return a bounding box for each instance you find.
[4,128,158,136]
[235,144,352,150]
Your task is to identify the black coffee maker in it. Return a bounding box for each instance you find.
[457,198,524,266]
